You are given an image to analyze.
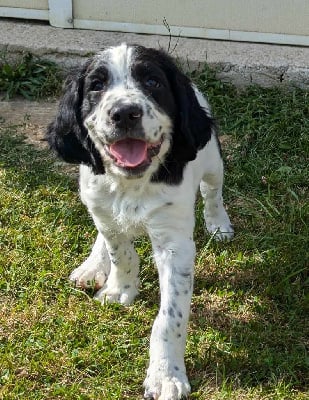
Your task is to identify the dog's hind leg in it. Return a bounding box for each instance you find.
[200,137,234,241]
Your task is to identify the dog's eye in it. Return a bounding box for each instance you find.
[91,80,106,91]
[145,77,161,89]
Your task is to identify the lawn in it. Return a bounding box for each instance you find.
[0,70,308,399]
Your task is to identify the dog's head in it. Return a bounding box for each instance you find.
[47,44,214,184]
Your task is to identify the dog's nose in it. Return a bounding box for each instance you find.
[109,104,143,129]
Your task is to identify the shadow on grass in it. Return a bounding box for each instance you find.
[0,124,78,191]
[189,251,308,392]
[187,182,308,391]
[0,126,93,298]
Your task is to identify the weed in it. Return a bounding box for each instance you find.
[0,52,62,100]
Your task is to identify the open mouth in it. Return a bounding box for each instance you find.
[106,137,163,170]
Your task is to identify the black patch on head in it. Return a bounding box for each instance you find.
[46,58,105,174]
[131,46,215,185]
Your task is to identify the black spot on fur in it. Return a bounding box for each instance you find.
[168,307,175,318]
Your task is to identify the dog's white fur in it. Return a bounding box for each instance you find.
[48,44,233,400]
[72,139,232,399]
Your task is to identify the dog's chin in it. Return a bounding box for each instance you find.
[110,162,151,179]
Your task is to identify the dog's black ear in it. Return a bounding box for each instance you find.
[170,69,214,162]
[46,60,104,174]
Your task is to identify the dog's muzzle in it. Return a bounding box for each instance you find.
[104,102,163,172]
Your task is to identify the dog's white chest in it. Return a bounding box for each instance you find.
[79,165,168,236]
[110,192,148,234]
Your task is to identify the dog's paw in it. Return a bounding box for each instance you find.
[94,277,139,305]
[144,367,190,400]
[69,260,109,290]
[205,209,234,241]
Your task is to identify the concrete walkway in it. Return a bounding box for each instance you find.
[1,19,308,89]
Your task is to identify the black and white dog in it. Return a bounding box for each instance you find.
[47,43,234,400]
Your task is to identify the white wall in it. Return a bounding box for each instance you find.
[74,0,309,36]
[0,0,48,9]
[0,0,308,45]
[73,0,309,45]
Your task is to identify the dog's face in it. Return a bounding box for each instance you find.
[47,44,214,184]
[81,44,176,178]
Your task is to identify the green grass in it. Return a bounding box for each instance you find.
[0,70,308,399]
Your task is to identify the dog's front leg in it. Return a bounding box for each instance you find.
[69,232,111,289]
[94,233,140,305]
[144,235,195,400]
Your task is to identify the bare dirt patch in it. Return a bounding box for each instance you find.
[0,98,79,176]
[0,99,57,149]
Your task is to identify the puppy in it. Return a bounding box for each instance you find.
[47,43,233,400]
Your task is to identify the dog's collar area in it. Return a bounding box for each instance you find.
[106,137,163,170]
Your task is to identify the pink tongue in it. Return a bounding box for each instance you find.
[109,138,148,167]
